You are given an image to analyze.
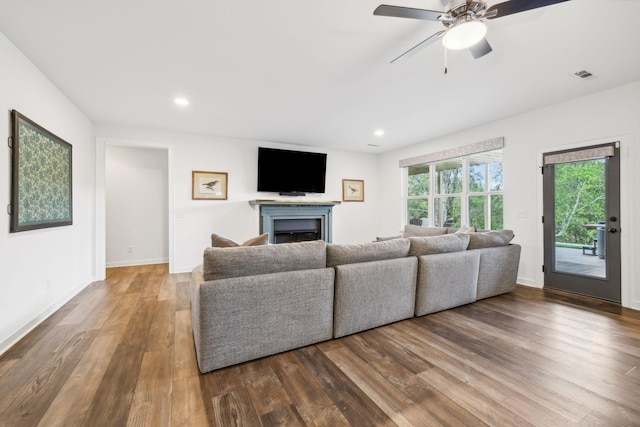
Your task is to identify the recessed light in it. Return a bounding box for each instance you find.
[374,129,385,137]
[174,97,189,106]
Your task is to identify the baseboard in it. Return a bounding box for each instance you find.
[0,275,94,357]
[173,265,197,274]
[517,276,540,288]
[106,257,169,268]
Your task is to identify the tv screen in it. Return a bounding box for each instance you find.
[257,147,327,195]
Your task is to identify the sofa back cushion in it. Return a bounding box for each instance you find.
[326,238,410,267]
[468,230,515,250]
[203,240,326,281]
[408,233,471,257]
[402,224,448,238]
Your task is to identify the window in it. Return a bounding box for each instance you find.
[407,165,429,224]
[406,149,503,229]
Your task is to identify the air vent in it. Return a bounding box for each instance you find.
[574,70,594,80]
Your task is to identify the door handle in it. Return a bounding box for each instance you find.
[608,227,618,233]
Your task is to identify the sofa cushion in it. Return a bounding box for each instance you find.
[203,240,326,281]
[333,257,418,338]
[211,233,269,247]
[468,230,515,250]
[326,238,410,267]
[415,250,480,316]
[408,233,471,257]
[402,224,448,238]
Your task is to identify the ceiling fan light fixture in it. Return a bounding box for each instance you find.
[442,20,487,50]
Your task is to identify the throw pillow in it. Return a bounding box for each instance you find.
[467,230,515,250]
[408,233,471,257]
[210,233,269,248]
[454,225,477,233]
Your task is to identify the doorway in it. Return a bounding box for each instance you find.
[96,138,173,279]
[542,142,620,302]
[105,146,169,268]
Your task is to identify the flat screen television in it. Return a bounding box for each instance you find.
[257,147,327,196]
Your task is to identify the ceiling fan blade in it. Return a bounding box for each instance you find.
[486,0,570,19]
[469,37,492,59]
[374,4,444,21]
[390,30,446,64]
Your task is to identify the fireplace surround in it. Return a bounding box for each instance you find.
[249,200,340,244]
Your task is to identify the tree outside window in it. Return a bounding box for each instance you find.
[407,165,429,223]
[554,159,605,244]
[406,149,503,229]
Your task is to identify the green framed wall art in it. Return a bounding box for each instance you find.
[10,110,73,232]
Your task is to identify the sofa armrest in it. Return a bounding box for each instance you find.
[475,244,521,300]
[190,265,205,363]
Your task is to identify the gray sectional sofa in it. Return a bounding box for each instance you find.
[190,226,521,373]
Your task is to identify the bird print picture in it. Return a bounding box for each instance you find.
[342,179,364,202]
[192,171,228,200]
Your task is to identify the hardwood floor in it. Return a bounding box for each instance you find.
[1,264,639,426]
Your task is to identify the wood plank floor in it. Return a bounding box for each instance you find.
[1,264,639,426]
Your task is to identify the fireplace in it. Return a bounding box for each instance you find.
[250,200,339,244]
[272,218,322,244]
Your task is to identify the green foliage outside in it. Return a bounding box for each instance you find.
[491,195,504,229]
[408,198,428,221]
[435,196,461,227]
[432,163,464,225]
[408,169,429,221]
[554,160,605,244]
[407,157,503,229]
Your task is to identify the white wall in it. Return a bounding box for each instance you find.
[0,32,95,353]
[105,146,168,267]
[3,25,638,358]
[378,81,640,310]
[94,126,381,274]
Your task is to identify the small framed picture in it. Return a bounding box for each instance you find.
[192,171,228,200]
[342,179,364,202]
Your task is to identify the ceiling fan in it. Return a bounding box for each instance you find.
[374,0,571,64]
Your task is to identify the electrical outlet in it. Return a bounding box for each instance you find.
[46,278,52,291]
[127,246,133,253]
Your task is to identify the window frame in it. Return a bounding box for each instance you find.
[405,150,503,229]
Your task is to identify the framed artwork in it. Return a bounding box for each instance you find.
[192,170,228,200]
[342,179,364,202]
[10,110,73,232]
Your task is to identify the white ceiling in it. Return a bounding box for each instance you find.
[1,0,639,153]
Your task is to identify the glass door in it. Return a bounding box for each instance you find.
[542,143,620,302]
